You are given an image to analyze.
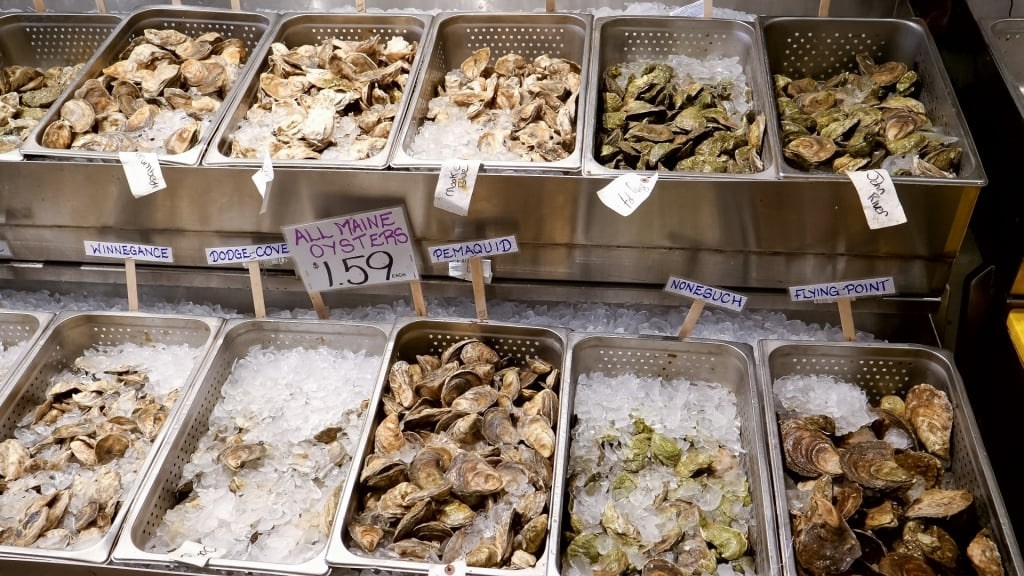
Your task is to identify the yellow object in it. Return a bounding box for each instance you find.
[1007,310,1024,367]
[1012,262,1024,296]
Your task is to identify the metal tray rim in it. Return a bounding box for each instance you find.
[581,15,782,181]
[0,310,223,564]
[112,317,394,576]
[325,316,570,575]
[388,11,593,175]
[19,5,278,167]
[980,18,1024,128]
[759,16,988,188]
[201,11,435,171]
[547,332,780,576]
[755,339,1024,576]
[0,310,55,397]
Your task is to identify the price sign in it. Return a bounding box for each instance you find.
[789,277,896,303]
[434,160,481,216]
[205,242,290,266]
[596,173,658,217]
[84,240,173,263]
[119,151,167,198]
[847,169,907,230]
[283,206,419,293]
[664,276,748,312]
[0,240,11,259]
[169,541,225,568]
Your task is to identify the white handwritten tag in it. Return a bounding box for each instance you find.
[0,240,11,259]
[664,276,748,312]
[84,240,174,263]
[789,277,896,303]
[597,173,658,217]
[430,236,519,264]
[205,242,290,265]
[434,160,481,216]
[252,153,274,215]
[449,259,493,284]
[428,559,467,576]
[119,151,166,198]
[169,541,225,568]
[847,169,907,229]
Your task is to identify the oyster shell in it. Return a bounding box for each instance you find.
[839,440,915,491]
[967,529,1005,576]
[794,495,862,576]
[904,384,952,459]
[904,488,972,518]
[217,443,266,471]
[780,418,843,477]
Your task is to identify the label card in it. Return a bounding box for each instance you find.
[84,240,173,263]
[429,235,519,264]
[119,151,167,198]
[252,153,274,215]
[0,240,11,259]
[283,206,419,293]
[449,259,493,284]
[847,169,907,229]
[434,160,481,216]
[597,173,658,217]
[169,541,225,568]
[664,276,748,312]
[205,242,290,265]
[789,277,896,303]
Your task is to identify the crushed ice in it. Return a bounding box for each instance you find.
[774,374,875,435]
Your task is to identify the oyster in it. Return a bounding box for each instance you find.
[905,488,972,518]
[839,440,915,491]
[967,529,1005,576]
[794,495,862,576]
[217,443,266,471]
[0,63,83,150]
[904,384,952,459]
[780,418,843,477]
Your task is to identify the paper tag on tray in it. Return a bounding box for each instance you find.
[434,160,481,216]
[597,173,658,216]
[252,153,274,215]
[0,240,11,259]
[449,259,493,283]
[169,541,225,567]
[119,151,167,198]
[847,169,907,229]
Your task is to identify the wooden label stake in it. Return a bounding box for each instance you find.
[95,0,107,13]
[836,297,856,341]
[818,0,830,16]
[125,258,139,312]
[33,0,44,11]
[470,257,488,321]
[309,291,330,320]
[409,280,428,317]
[704,0,713,18]
[546,0,556,12]
[356,0,366,12]
[230,0,240,9]
[247,261,267,319]
[677,300,705,340]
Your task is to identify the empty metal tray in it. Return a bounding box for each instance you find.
[549,333,779,576]
[759,341,1022,576]
[0,311,222,564]
[22,5,276,166]
[981,19,1024,122]
[761,17,985,186]
[203,12,433,170]
[113,318,391,576]
[0,310,54,391]
[326,317,569,576]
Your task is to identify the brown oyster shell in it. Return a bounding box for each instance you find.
[904,384,953,460]
[780,418,843,478]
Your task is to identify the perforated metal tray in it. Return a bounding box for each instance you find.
[113,318,392,576]
[548,334,779,576]
[0,311,53,392]
[390,12,593,174]
[203,12,433,170]
[583,16,779,180]
[758,341,1023,576]
[0,13,119,157]
[0,311,222,564]
[326,317,569,575]
[760,17,985,186]
[981,19,1024,122]
[21,5,276,166]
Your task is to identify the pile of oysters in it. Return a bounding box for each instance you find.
[40,28,247,155]
[346,338,560,569]
[779,383,1005,576]
[774,53,963,177]
[597,62,766,174]
[0,64,84,154]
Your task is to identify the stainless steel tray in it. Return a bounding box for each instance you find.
[583,16,779,180]
[0,310,54,392]
[113,318,392,576]
[0,12,120,156]
[326,317,569,576]
[203,12,433,170]
[549,333,779,576]
[981,19,1024,122]
[390,12,593,174]
[758,341,1023,576]
[21,5,276,166]
[761,17,986,186]
[0,311,222,564]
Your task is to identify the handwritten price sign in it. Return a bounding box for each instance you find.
[283,206,420,293]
